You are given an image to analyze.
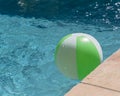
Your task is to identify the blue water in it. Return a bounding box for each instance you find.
[0,0,120,96]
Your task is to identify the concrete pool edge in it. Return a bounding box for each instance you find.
[65,49,120,96]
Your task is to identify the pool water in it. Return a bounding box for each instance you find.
[0,0,120,96]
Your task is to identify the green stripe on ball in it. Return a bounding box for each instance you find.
[76,36,101,80]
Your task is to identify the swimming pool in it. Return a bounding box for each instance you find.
[0,0,120,96]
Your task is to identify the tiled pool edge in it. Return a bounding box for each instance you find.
[65,49,120,96]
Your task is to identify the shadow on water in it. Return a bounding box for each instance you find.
[0,0,119,28]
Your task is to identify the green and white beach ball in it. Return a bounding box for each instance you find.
[55,33,103,80]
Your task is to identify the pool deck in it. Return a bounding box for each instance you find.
[65,49,120,96]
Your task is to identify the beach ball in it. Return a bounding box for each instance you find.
[55,33,103,80]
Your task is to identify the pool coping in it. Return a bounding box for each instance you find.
[65,49,120,96]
